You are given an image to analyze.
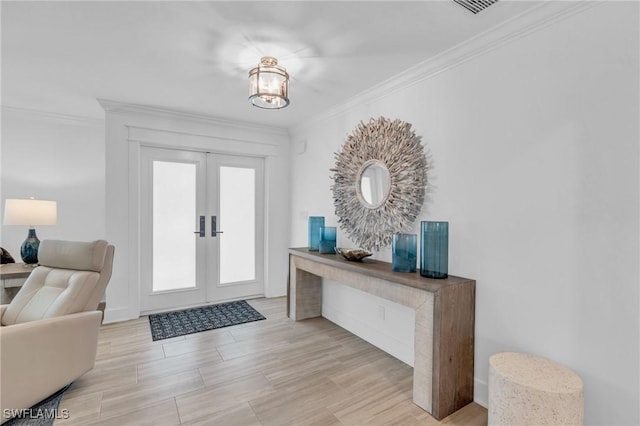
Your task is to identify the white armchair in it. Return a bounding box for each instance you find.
[0,239,114,424]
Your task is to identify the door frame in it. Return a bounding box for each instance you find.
[128,134,271,316]
[103,105,289,325]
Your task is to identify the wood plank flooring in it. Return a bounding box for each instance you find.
[57,297,487,425]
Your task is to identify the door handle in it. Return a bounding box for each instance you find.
[193,215,205,237]
[211,216,224,237]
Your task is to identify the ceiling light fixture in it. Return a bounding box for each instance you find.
[248,56,289,109]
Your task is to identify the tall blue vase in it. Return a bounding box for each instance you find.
[392,233,417,272]
[420,221,448,279]
[308,216,325,251]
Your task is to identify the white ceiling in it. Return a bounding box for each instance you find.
[1,1,541,129]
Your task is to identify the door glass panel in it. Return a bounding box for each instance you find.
[219,166,255,284]
[153,161,196,291]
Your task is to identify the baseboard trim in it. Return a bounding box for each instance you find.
[102,306,132,324]
[474,377,488,408]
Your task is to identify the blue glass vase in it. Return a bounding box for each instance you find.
[420,221,448,279]
[308,216,325,251]
[319,226,337,254]
[392,233,417,272]
[21,228,40,264]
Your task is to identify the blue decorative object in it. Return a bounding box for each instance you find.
[420,221,448,279]
[308,216,325,251]
[20,228,40,264]
[319,226,337,254]
[392,233,417,272]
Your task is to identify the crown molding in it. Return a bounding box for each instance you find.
[98,98,289,137]
[1,105,104,126]
[126,125,282,151]
[291,0,600,134]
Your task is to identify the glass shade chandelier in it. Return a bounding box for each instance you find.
[248,56,289,109]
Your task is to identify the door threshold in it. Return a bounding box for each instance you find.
[140,294,265,316]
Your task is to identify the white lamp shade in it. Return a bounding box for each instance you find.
[3,199,57,226]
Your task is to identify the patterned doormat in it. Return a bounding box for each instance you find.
[148,300,266,341]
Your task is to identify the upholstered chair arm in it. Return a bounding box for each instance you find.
[0,311,102,424]
[0,305,7,322]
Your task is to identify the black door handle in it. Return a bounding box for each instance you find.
[194,215,205,237]
[211,216,224,237]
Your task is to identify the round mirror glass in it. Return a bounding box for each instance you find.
[358,161,391,209]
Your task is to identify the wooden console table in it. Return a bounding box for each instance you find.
[287,248,475,420]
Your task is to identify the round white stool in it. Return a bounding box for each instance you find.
[489,352,584,426]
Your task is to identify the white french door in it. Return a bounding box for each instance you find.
[140,146,264,313]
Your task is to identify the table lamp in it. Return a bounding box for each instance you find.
[3,198,57,264]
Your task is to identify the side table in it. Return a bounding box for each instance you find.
[489,352,584,425]
[0,263,33,304]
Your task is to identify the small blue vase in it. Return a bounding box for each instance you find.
[392,233,417,272]
[319,226,337,254]
[21,228,40,264]
[308,216,325,251]
[420,221,448,279]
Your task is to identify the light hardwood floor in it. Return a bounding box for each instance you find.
[57,297,487,425]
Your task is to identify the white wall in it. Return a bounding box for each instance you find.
[102,102,291,323]
[1,107,106,254]
[289,3,639,425]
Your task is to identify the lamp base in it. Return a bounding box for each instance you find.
[20,228,40,264]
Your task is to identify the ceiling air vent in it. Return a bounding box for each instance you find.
[453,0,498,14]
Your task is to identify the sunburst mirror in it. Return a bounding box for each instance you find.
[331,117,428,251]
